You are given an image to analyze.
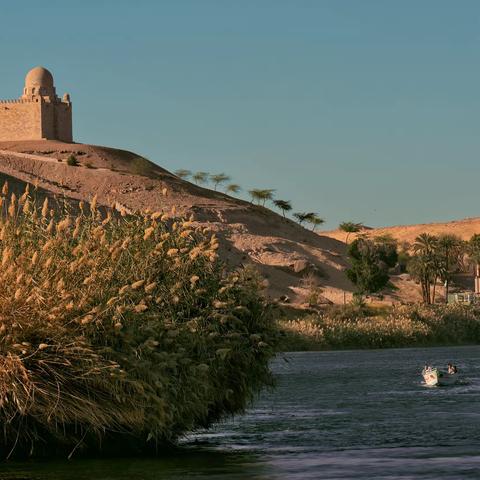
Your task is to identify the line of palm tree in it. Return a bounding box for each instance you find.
[174,169,330,229]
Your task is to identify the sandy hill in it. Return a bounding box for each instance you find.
[7,141,476,305]
[0,140,353,305]
[324,218,480,246]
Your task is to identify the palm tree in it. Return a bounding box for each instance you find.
[259,189,275,206]
[174,169,192,180]
[210,173,230,191]
[413,233,438,256]
[308,214,325,231]
[273,199,292,217]
[412,233,439,304]
[469,234,480,294]
[339,221,364,244]
[248,189,275,206]
[437,234,463,303]
[249,189,261,204]
[225,183,241,195]
[293,212,315,226]
[192,171,209,185]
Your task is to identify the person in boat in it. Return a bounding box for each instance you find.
[447,363,458,374]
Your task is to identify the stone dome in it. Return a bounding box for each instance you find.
[25,66,54,88]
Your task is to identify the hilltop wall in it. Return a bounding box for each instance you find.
[0,99,72,142]
[40,101,72,142]
[0,100,42,141]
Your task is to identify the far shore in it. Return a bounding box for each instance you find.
[276,303,480,352]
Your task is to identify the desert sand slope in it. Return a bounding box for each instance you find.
[325,218,480,246]
[0,140,353,304]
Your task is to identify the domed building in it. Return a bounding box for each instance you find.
[0,66,73,142]
[22,66,56,100]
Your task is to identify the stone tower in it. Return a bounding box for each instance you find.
[0,66,73,142]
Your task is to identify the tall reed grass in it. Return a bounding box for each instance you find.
[279,304,480,350]
[0,185,276,458]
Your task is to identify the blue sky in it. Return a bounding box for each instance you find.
[1,0,480,229]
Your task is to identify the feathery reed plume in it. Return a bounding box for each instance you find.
[0,189,276,458]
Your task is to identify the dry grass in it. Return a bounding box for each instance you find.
[0,184,276,458]
[278,304,480,350]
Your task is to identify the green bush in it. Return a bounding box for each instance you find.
[66,155,79,166]
[0,187,277,458]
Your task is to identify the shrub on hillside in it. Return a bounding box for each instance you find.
[66,154,79,166]
[0,185,276,458]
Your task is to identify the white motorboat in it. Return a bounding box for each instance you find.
[422,366,459,386]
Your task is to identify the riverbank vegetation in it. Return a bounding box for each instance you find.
[278,304,480,351]
[343,230,480,305]
[0,185,277,458]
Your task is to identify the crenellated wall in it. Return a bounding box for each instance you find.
[0,98,72,142]
[0,100,42,141]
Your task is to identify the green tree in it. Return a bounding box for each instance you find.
[437,234,464,303]
[248,189,275,206]
[339,221,364,244]
[225,183,241,195]
[293,212,308,225]
[468,234,480,293]
[346,237,398,296]
[192,171,209,185]
[249,189,261,204]
[273,199,292,217]
[293,212,315,226]
[210,173,231,191]
[469,234,480,264]
[308,214,325,231]
[469,234,480,271]
[409,233,439,304]
[174,169,192,180]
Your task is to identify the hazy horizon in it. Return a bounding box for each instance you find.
[2,0,479,229]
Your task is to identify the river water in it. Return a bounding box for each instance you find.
[2,346,480,479]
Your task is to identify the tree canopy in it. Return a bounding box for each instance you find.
[273,199,292,217]
[210,173,231,190]
[346,237,398,296]
[192,171,209,185]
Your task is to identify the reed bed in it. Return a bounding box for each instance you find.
[279,304,480,350]
[0,185,276,458]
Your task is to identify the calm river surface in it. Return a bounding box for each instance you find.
[2,346,480,479]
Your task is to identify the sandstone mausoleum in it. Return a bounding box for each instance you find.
[0,66,72,142]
